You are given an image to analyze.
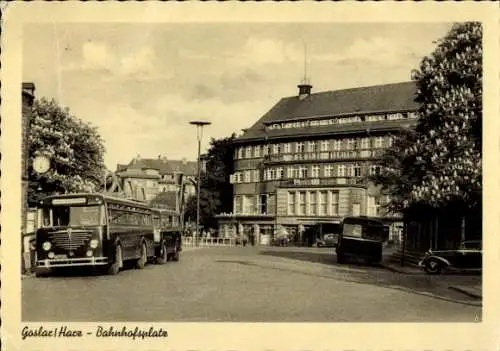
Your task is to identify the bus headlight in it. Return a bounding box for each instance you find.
[89,239,99,249]
[48,252,55,259]
[42,241,51,251]
[86,250,93,257]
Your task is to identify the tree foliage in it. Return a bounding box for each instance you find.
[183,133,236,229]
[373,22,482,212]
[28,98,106,204]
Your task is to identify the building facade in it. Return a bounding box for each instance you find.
[217,82,419,245]
[116,155,198,210]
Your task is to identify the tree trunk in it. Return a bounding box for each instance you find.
[460,215,466,243]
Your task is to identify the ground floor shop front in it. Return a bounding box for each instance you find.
[216,214,403,246]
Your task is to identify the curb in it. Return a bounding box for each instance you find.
[448,286,482,300]
[379,262,425,275]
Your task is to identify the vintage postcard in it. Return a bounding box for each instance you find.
[1,1,499,350]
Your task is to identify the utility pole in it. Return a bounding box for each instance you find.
[189,120,211,246]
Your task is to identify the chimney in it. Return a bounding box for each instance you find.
[298,83,312,100]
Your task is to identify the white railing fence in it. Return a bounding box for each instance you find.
[182,237,237,247]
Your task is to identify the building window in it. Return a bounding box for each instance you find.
[308,141,318,152]
[369,165,381,176]
[319,191,327,216]
[237,148,244,159]
[346,139,355,150]
[374,137,384,149]
[296,142,305,153]
[387,136,394,147]
[273,144,281,154]
[284,143,291,153]
[254,145,261,157]
[259,194,268,215]
[333,139,342,151]
[367,195,380,217]
[299,166,308,178]
[352,203,361,216]
[361,138,370,149]
[234,196,243,214]
[288,192,295,215]
[354,164,361,177]
[309,192,317,215]
[287,166,299,179]
[252,170,260,182]
[311,165,320,178]
[320,140,329,152]
[299,192,306,215]
[277,167,284,179]
[330,191,339,215]
[338,164,346,177]
[231,172,238,183]
[324,164,334,177]
[263,145,270,156]
[246,146,253,158]
[244,170,251,183]
[271,168,277,180]
[387,113,404,121]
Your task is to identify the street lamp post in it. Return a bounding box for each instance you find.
[189,120,211,247]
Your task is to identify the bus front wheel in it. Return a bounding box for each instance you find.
[107,244,122,275]
[135,243,147,269]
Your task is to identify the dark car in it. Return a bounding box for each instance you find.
[315,234,338,247]
[418,240,482,274]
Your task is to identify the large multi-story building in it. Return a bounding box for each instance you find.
[116,155,198,210]
[216,81,419,245]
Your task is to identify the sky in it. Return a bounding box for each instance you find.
[23,22,452,170]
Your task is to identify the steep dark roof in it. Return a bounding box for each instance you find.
[124,158,197,176]
[237,81,419,142]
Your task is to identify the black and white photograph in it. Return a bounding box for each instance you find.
[1,2,499,350]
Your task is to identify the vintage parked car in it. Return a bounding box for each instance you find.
[418,240,482,274]
[316,234,338,247]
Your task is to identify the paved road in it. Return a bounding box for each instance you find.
[22,247,481,322]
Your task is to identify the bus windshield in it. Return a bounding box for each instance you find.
[41,205,104,227]
[342,223,363,238]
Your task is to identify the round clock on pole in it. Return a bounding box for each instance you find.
[32,155,51,174]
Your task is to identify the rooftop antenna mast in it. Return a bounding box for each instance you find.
[303,41,307,84]
[301,40,311,85]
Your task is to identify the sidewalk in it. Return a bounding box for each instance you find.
[380,260,482,302]
[448,284,482,299]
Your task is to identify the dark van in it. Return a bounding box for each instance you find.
[336,216,389,264]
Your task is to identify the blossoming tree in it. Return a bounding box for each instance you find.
[373,22,482,245]
[28,98,106,204]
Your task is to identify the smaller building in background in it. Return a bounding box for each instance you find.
[116,155,198,210]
